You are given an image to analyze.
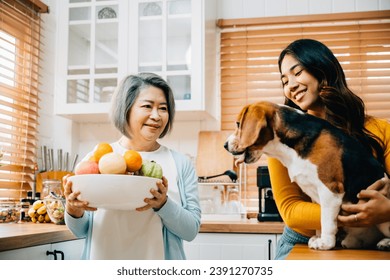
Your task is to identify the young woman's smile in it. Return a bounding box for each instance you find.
[280,54,321,112]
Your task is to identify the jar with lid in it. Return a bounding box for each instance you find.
[42,179,63,199]
[0,201,20,223]
[18,198,31,223]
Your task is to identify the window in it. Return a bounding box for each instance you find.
[218,11,390,211]
[0,31,16,86]
[0,0,48,201]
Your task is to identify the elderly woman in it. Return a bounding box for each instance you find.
[63,73,201,260]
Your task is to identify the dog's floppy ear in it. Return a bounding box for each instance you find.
[238,103,268,149]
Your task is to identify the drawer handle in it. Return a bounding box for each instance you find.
[268,239,272,260]
[46,250,65,260]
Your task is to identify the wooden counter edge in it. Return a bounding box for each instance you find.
[286,244,390,260]
[0,224,79,252]
[200,221,284,234]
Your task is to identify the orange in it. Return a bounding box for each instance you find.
[88,154,98,163]
[123,150,143,172]
[93,142,113,162]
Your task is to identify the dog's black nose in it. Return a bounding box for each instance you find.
[224,141,228,151]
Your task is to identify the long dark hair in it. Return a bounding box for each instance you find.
[278,39,384,164]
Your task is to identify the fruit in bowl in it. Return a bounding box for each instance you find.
[98,152,127,174]
[74,160,100,175]
[124,149,143,172]
[140,160,163,179]
[74,142,163,178]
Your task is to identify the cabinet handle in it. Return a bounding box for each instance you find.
[267,239,272,260]
[46,250,65,260]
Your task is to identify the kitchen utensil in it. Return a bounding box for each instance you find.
[198,170,237,182]
[47,149,52,171]
[57,149,63,171]
[50,149,54,171]
[64,152,69,171]
[40,146,46,172]
[69,174,159,210]
[70,154,78,172]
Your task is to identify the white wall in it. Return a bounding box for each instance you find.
[38,0,390,167]
[39,0,79,164]
[217,0,390,18]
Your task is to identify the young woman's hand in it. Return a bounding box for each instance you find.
[338,177,390,226]
[136,176,168,212]
[63,174,97,218]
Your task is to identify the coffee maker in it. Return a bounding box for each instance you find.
[257,166,283,222]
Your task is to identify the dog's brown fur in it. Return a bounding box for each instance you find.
[225,101,389,250]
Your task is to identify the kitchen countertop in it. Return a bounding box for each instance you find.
[0,219,284,252]
[0,223,78,252]
[286,244,390,260]
[200,219,284,234]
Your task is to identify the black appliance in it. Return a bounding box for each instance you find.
[257,166,283,222]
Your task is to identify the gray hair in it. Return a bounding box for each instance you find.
[110,73,176,138]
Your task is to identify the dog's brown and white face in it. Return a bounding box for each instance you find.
[224,102,277,165]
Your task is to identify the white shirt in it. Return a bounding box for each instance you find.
[89,142,178,259]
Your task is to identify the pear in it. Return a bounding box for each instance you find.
[98,152,127,174]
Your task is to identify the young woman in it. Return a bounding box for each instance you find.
[268,39,390,259]
[63,73,201,260]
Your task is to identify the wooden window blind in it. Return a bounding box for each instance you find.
[218,11,390,212]
[0,0,48,201]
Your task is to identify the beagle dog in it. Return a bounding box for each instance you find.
[224,101,390,250]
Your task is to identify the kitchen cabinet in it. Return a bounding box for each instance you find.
[54,0,218,122]
[55,0,127,122]
[184,233,279,260]
[0,238,84,260]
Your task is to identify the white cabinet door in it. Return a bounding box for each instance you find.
[184,233,277,260]
[0,239,84,260]
[49,238,84,260]
[55,0,127,122]
[0,244,51,260]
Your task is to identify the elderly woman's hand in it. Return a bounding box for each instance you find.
[338,176,390,227]
[63,174,97,218]
[136,176,168,212]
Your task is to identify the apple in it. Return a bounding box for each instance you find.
[74,160,100,175]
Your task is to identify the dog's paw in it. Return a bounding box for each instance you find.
[308,235,335,250]
[376,238,390,251]
[341,236,365,249]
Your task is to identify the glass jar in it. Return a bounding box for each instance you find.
[18,199,31,223]
[44,195,65,225]
[42,179,63,199]
[0,201,20,223]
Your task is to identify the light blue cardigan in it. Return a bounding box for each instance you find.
[65,149,201,260]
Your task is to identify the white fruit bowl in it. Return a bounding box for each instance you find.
[68,174,159,210]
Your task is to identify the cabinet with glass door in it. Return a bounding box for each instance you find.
[129,0,217,120]
[55,0,217,122]
[55,0,127,122]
